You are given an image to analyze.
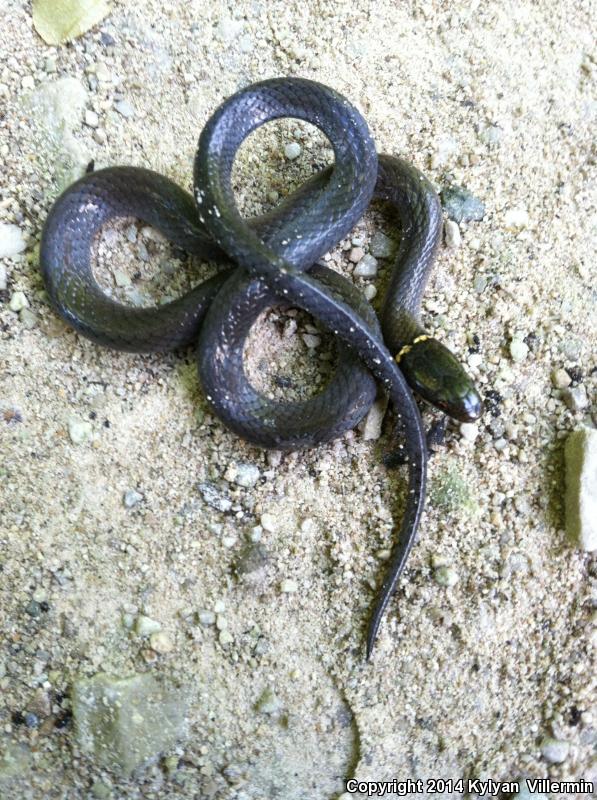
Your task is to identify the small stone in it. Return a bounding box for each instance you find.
[509,338,529,363]
[95,62,111,82]
[551,368,571,388]
[565,427,597,551]
[68,419,92,444]
[255,687,282,715]
[459,422,478,442]
[90,780,112,799]
[260,513,278,532]
[84,109,99,127]
[444,219,461,248]
[197,482,232,512]
[19,308,38,329]
[219,629,233,645]
[280,578,298,593]
[284,142,301,160]
[113,268,131,287]
[364,284,377,301]
[123,489,143,508]
[93,128,107,144]
[302,333,321,348]
[114,99,135,119]
[353,254,378,277]
[504,207,529,231]
[197,610,216,626]
[562,385,589,412]
[434,565,459,587]
[9,291,29,312]
[359,396,387,441]
[351,235,364,247]
[232,462,260,488]
[134,615,161,637]
[71,672,187,775]
[33,0,111,45]
[348,246,365,263]
[0,224,27,258]
[539,736,569,764]
[440,185,485,223]
[149,631,173,654]
[0,263,7,290]
[369,231,394,258]
[473,274,488,293]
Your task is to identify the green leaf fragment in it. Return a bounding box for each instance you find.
[32,0,111,45]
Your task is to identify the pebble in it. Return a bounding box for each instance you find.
[19,308,38,329]
[280,578,298,593]
[72,672,186,775]
[134,615,161,637]
[364,284,377,301]
[149,631,173,654]
[260,512,278,532]
[235,542,269,576]
[284,142,301,160]
[114,99,135,119]
[302,333,321,348]
[562,385,589,412]
[84,109,99,128]
[444,219,461,248]
[564,427,597,551]
[198,482,232,512]
[369,231,394,258]
[354,254,378,277]
[219,629,233,645]
[459,422,479,442]
[0,263,7,290]
[479,124,503,146]
[197,610,216,626]
[123,489,143,508]
[224,462,260,488]
[440,185,485,223]
[539,736,570,764]
[0,223,26,258]
[433,565,459,587]
[509,338,529,363]
[93,128,107,145]
[551,367,571,388]
[9,291,29,312]
[348,246,365,263]
[68,419,92,444]
[504,207,529,231]
[359,397,387,440]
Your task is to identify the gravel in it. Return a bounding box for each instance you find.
[564,427,597,551]
[0,223,26,257]
[440,185,486,223]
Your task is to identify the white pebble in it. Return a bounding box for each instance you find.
[260,513,278,532]
[0,263,7,290]
[302,333,321,349]
[540,737,569,764]
[280,579,298,593]
[284,142,301,160]
[134,615,161,636]
[114,99,135,119]
[364,284,377,301]
[459,423,479,442]
[434,565,459,587]
[84,109,99,128]
[444,219,461,248]
[9,291,29,312]
[509,338,528,363]
[149,631,173,654]
[0,224,26,258]
[504,207,529,231]
[68,419,92,444]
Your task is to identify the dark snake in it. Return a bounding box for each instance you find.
[40,77,483,658]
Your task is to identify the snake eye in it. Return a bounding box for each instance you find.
[398,337,483,422]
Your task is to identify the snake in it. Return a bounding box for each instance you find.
[40,77,482,658]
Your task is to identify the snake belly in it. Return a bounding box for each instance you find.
[41,77,481,657]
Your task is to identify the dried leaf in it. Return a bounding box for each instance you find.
[32,0,111,45]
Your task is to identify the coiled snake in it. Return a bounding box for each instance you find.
[41,77,482,658]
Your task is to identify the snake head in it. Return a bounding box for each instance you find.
[398,337,483,422]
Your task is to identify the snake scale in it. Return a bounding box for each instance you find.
[41,77,482,658]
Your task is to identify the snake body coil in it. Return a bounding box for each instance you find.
[41,78,482,657]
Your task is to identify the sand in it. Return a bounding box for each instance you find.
[0,1,595,798]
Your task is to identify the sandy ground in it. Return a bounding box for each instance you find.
[1,1,596,798]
